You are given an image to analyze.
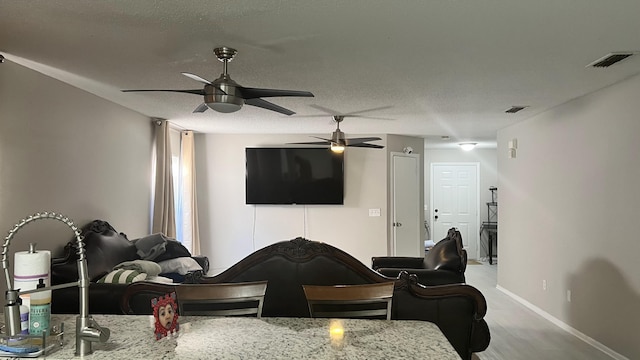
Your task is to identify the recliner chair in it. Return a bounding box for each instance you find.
[372,228,467,285]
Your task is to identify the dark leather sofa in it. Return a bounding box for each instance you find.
[51,220,208,314]
[120,237,490,360]
[372,228,467,285]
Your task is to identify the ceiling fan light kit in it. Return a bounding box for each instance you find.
[122,46,314,115]
[291,115,384,151]
[208,100,242,113]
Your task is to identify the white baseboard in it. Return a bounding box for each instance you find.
[496,285,628,360]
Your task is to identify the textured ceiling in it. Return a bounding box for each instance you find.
[2,1,640,149]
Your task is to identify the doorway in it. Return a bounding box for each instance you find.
[430,163,479,259]
[391,152,421,257]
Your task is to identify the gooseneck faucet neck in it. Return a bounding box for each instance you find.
[2,212,110,356]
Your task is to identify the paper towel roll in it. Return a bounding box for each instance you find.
[14,250,51,308]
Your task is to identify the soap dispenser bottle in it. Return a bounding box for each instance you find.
[28,279,51,335]
[19,298,29,335]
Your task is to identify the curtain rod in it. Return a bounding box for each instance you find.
[153,119,191,132]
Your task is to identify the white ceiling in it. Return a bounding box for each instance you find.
[2,1,640,149]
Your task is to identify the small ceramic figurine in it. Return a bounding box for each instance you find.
[151,292,179,340]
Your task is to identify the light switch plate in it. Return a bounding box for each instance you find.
[369,208,381,217]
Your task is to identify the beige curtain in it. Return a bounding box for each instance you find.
[180,130,200,255]
[152,120,176,237]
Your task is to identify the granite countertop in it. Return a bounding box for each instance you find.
[1,315,460,359]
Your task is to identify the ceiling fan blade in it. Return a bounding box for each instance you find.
[193,103,209,113]
[238,87,314,100]
[182,72,227,94]
[245,98,295,116]
[348,143,385,149]
[344,137,382,145]
[308,104,341,115]
[311,136,334,142]
[181,72,212,85]
[121,89,205,95]
[342,105,393,116]
[289,141,331,145]
[342,114,395,121]
[308,104,393,117]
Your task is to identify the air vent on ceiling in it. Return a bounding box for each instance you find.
[505,106,528,114]
[587,52,634,68]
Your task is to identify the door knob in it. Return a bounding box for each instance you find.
[434,215,439,221]
[393,222,403,227]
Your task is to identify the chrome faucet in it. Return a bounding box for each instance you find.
[2,212,110,356]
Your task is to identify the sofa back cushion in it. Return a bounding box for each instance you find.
[424,228,466,272]
[371,256,425,270]
[52,220,139,283]
[83,222,139,281]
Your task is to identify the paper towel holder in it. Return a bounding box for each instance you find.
[1,211,110,356]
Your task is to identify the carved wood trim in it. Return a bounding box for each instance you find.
[395,271,487,320]
[200,237,394,284]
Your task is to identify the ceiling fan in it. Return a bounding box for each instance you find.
[293,115,384,153]
[122,46,314,115]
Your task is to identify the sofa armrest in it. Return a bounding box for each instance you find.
[392,271,489,359]
[376,268,465,286]
[371,256,425,270]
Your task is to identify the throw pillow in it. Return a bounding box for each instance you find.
[154,239,192,262]
[96,269,147,284]
[113,260,163,277]
[134,233,168,261]
[157,257,203,275]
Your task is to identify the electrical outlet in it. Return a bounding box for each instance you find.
[542,280,547,291]
[567,290,572,302]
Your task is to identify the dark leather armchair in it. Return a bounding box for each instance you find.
[372,228,467,285]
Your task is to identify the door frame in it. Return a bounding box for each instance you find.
[429,162,480,259]
[390,152,422,256]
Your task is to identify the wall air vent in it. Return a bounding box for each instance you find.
[505,106,528,114]
[587,52,634,68]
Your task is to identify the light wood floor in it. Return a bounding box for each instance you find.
[466,262,614,360]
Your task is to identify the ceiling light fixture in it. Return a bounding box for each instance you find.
[208,102,242,113]
[459,143,477,151]
[330,143,345,153]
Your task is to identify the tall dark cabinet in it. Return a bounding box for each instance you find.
[481,187,498,264]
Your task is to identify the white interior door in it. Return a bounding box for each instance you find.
[391,153,421,257]
[430,163,479,259]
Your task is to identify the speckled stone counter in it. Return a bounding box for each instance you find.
[2,315,460,359]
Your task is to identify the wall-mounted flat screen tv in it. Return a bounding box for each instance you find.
[246,147,344,205]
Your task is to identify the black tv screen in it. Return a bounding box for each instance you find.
[245,147,344,205]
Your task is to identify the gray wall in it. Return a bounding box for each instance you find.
[195,134,424,274]
[497,73,640,358]
[0,61,153,295]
